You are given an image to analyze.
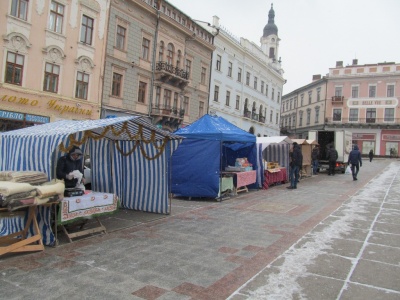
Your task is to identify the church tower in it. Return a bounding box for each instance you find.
[261,4,280,64]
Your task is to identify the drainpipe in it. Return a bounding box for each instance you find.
[323,78,328,130]
[148,1,161,118]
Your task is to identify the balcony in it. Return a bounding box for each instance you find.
[151,104,185,131]
[155,62,189,89]
[331,96,344,103]
[324,117,400,128]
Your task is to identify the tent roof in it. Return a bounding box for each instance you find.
[257,136,292,151]
[0,116,183,141]
[174,114,256,142]
[306,139,318,145]
[291,139,308,145]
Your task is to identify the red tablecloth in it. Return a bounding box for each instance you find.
[263,168,287,189]
[234,170,257,188]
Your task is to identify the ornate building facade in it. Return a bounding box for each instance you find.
[101,0,215,131]
[0,0,109,132]
[208,4,285,137]
[281,60,400,156]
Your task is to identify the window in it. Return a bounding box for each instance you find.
[5,52,24,85]
[316,89,320,102]
[299,111,303,126]
[384,108,394,122]
[43,63,59,93]
[225,91,230,106]
[176,50,181,68]
[142,38,150,60]
[112,72,122,97]
[198,101,204,117]
[351,86,359,98]
[183,96,189,115]
[307,109,311,125]
[185,59,191,77]
[228,62,232,77]
[315,107,320,123]
[235,95,240,110]
[276,113,279,125]
[335,87,342,97]
[164,89,171,107]
[237,68,242,82]
[216,55,221,71]
[261,81,264,94]
[116,25,126,50]
[75,71,89,100]
[290,100,292,110]
[272,88,275,101]
[49,1,64,33]
[277,92,280,103]
[269,110,273,122]
[387,85,395,97]
[80,15,94,45]
[11,0,28,21]
[300,95,304,106]
[369,86,376,98]
[308,91,312,104]
[201,67,206,84]
[173,92,178,109]
[155,86,161,107]
[138,81,146,103]
[266,84,269,97]
[246,72,250,85]
[333,109,342,121]
[158,41,164,61]
[214,85,219,102]
[366,108,376,122]
[167,43,174,64]
[254,77,258,90]
[349,108,358,122]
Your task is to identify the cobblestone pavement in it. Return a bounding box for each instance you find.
[1,159,399,300]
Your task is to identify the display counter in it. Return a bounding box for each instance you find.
[263,167,287,189]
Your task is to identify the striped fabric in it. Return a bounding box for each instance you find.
[0,117,182,245]
[263,144,291,181]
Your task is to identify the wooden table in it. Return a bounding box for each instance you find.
[222,171,257,194]
[0,206,44,256]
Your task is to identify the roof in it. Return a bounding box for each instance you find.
[0,116,183,141]
[174,114,256,142]
[257,136,292,151]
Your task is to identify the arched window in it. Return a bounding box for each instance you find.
[158,41,164,61]
[167,43,174,65]
[269,47,275,59]
[244,98,249,112]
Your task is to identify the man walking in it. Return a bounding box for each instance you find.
[287,142,302,189]
[348,145,362,181]
[327,144,338,176]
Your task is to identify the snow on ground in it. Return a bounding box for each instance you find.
[229,162,400,300]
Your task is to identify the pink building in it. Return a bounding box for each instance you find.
[281,60,400,156]
[0,0,109,131]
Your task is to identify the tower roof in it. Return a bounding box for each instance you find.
[263,3,278,37]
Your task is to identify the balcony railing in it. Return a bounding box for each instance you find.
[151,104,185,118]
[156,62,189,80]
[331,96,344,102]
[325,117,399,125]
[243,110,265,123]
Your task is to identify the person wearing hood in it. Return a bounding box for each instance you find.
[348,145,362,181]
[56,146,85,188]
[327,144,338,176]
[287,142,303,190]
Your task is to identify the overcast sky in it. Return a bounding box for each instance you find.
[167,0,400,94]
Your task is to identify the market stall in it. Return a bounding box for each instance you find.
[256,136,292,189]
[171,114,258,199]
[0,116,183,246]
[291,139,312,177]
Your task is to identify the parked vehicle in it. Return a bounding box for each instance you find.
[308,130,352,173]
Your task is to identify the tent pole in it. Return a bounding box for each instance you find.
[219,140,222,202]
[168,139,172,215]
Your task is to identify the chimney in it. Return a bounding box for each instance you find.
[312,74,321,81]
[336,61,343,67]
[352,59,358,65]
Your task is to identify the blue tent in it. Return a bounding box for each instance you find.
[0,116,182,245]
[171,114,259,198]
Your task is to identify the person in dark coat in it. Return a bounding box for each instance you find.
[311,145,320,175]
[327,144,338,176]
[287,142,303,189]
[348,145,362,181]
[369,149,374,162]
[56,146,85,188]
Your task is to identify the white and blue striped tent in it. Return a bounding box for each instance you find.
[0,116,183,245]
[256,136,292,184]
